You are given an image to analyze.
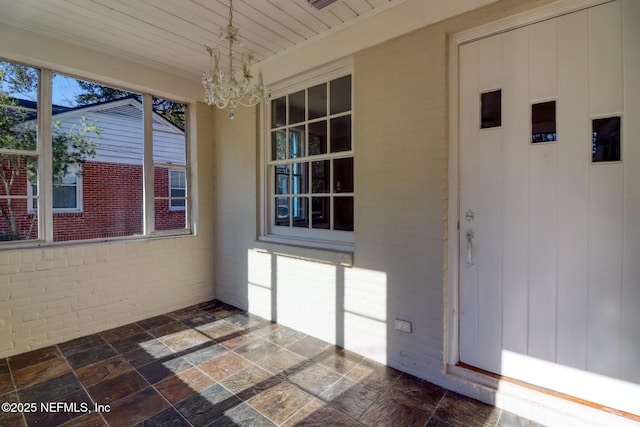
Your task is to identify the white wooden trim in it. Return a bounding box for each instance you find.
[142,94,155,234]
[260,62,355,250]
[268,57,354,95]
[446,23,460,367]
[257,1,406,71]
[40,69,54,242]
[259,101,267,239]
[259,0,498,84]
[451,0,614,46]
[185,102,196,236]
[168,167,187,212]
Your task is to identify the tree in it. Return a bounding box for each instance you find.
[0,63,101,240]
[75,81,185,130]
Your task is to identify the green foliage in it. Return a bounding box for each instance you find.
[75,80,130,105]
[152,98,185,131]
[50,117,100,181]
[0,62,38,94]
[0,62,101,239]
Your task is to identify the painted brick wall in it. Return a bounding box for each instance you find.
[213,23,448,376]
[0,237,213,357]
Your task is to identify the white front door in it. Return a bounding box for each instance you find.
[458,0,640,414]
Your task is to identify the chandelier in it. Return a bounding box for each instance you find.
[202,0,269,119]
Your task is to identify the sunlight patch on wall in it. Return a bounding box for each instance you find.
[275,256,338,342]
[344,268,388,364]
[247,248,390,360]
[247,249,273,319]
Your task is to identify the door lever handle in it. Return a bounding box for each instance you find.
[466,229,475,267]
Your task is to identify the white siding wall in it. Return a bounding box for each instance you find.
[55,103,186,165]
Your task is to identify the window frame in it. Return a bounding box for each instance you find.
[259,59,354,251]
[0,58,193,248]
[168,167,187,211]
[28,163,83,214]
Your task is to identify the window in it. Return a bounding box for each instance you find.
[153,97,188,232]
[169,168,186,210]
[264,68,353,248]
[53,166,80,210]
[30,164,82,212]
[531,100,557,143]
[0,58,191,245]
[592,116,621,163]
[0,61,39,242]
[481,90,501,129]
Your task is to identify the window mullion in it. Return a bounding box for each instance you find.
[264,68,353,245]
[39,69,53,242]
[142,94,155,235]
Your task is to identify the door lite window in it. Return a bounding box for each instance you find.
[268,74,353,246]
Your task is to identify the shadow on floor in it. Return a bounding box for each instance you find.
[0,300,545,426]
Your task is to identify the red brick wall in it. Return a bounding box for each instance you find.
[153,166,187,232]
[0,161,186,242]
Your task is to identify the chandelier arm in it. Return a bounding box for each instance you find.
[238,100,261,107]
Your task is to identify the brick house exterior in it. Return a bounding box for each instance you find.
[0,97,186,241]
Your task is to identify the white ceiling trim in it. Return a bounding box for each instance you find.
[261,0,500,84]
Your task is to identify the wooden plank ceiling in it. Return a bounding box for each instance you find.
[0,0,403,81]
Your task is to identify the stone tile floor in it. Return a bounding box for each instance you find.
[0,300,546,426]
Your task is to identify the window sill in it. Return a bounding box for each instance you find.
[0,231,194,251]
[255,236,353,267]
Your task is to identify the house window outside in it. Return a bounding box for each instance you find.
[169,168,186,210]
[30,164,82,212]
[53,168,79,209]
[265,70,353,248]
[0,58,191,245]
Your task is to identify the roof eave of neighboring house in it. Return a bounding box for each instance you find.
[15,95,184,134]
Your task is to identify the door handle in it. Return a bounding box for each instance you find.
[466,229,475,267]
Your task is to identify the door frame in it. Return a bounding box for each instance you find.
[445,0,613,369]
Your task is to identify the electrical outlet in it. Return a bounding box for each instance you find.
[394,319,412,333]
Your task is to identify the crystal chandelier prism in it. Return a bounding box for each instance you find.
[202,0,269,119]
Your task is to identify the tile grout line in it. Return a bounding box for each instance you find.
[494,407,504,427]
[212,314,355,426]
[4,356,28,427]
[93,329,134,427]
[428,389,449,426]
[230,323,313,426]
[139,308,213,427]
[57,344,111,427]
[153,308,288,426]
[68,321,185,426]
